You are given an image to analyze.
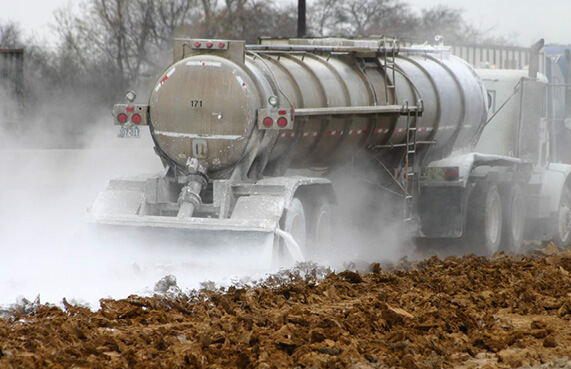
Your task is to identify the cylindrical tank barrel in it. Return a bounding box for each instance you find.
[148,40,488,179]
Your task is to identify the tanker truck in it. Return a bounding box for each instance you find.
[88,37,571,261]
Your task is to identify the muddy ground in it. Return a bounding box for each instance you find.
[1,244,571,369]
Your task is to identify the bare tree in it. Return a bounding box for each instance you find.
[44,0,509,105]
[307,0,494,44]
[309,0,407,37]
[0,21,23,48]
[412,5,480,43]
[153,0,199,46]
[220,0,296,42]
[307,0,337,36]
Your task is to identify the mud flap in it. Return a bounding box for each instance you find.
[419,186,465,238]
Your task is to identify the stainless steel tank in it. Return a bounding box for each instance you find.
[148,38,488,179]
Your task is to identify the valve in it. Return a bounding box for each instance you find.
[177,158,208,218]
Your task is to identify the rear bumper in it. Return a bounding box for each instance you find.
[87,213,277,233]
[84,214,278,258]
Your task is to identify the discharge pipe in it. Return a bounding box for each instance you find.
[177,158,208,218]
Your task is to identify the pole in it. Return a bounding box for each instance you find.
[297,0,306,38]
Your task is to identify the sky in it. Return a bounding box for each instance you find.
[1,0,571,47]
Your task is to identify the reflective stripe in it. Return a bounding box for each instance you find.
[155,67,176,92]
[349,130,367,135]
[303,132,319,137]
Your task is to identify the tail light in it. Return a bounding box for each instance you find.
[257,108,293,130]
[118,113,128,124]
[445,167,459,181]
[263,117,274,128]
[114,104,149,126]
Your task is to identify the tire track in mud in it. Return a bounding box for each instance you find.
[1,244,571,369]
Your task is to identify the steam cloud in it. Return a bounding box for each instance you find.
[0,108,421,311]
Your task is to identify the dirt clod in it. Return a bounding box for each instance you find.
[1,246,571,368]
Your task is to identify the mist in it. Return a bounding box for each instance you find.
[0,87,419,312]
[0,114,420,310]
[320,165,417,269]
[0,113,278,310]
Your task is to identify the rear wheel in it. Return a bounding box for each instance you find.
[467,182,502,255]
[306,197,333,262]
[553,186,571,247]
[500,183,525,253]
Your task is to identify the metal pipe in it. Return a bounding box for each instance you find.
[177,158,208,218]
[565,50,571,119]
[245,44,450,55]
[177,181,203,218]
[294,104,423,117]
[297,0,306,38]
[529,39,544,79]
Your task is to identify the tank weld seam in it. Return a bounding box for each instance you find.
[186,61,221,67]
[154,130,242,140]
[246,51,295,108]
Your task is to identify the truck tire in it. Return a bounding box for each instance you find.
[500,183,525,253]
[553,186,571,247]
[306,197,332,262]
[281,197,307,262]
[467,182,502,255]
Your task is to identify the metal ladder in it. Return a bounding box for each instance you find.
[403,100,422,223]
[380,38,398,104]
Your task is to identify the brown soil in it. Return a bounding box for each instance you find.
[1,244,571,369]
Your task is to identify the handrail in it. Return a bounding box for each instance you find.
[293,104,423,117]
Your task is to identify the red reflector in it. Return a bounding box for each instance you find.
[278,110,287,115]
[206,41,213,48]
[126,107,134,112]
[219,42,225,48]
[117,113,128,124]
[445,168,458,180]
[263,117,273,128]
[277,117,288,128]
[194,41,201,47]
[132,114,142,124]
